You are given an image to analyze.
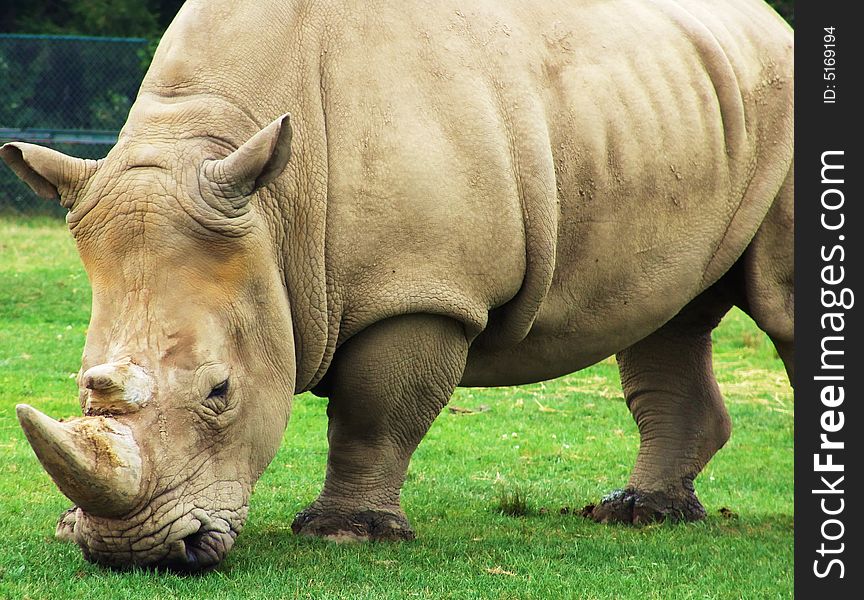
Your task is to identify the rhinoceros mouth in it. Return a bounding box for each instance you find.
[70,503,248,572]
[161,525,239,571]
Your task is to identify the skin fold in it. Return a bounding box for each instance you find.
[2,0,792,570]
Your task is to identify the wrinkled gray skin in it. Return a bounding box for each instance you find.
[1,0,793,570]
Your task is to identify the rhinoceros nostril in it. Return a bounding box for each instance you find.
[172,529,230,571]
[182,531,204,566]
[84,374,113,391]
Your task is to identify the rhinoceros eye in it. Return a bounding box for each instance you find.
[201,378,232,420]
[208,379,229,399]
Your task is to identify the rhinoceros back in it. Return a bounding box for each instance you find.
[127,0,793,388]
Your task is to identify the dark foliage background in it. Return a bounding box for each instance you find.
[1,1,184,39]
[766,0,794,27]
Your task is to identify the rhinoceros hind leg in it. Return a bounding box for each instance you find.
[588,286,734,525]
[584,485,706,524]
[737,165,794,385]
[293,313,468,541]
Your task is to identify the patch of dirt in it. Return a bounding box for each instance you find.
[447,404,490,415]
[74,419,126,468]
[718,507,739,519]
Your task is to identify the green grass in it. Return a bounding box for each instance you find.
[0,216,793,599]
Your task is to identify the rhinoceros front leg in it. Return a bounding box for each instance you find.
[55,506,79,542]
[588,292,733,524]
[292,313,468,541]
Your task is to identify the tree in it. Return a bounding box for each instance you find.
[766,0,794,26]
[1,0,184,39]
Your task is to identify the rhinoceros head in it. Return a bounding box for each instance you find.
[1,114,295,570]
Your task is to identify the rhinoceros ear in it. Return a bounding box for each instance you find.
[0,142,96,207]
[200,113,293,215]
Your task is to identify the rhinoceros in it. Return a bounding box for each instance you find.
[1,0,792,570]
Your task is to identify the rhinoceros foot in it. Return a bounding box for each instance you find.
[55,506,79,542]
[582,487,706,525]
[291,507,416,542]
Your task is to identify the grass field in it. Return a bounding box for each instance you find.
[0,216,793,599]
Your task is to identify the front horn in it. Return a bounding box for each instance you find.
[16,405,144,517]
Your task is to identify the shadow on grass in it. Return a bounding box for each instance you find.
[236,509,794,558]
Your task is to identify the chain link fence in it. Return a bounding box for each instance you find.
[0,34,149,216]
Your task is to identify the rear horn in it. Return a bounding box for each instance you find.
[81,359,153,415]
[199,113,293,216]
